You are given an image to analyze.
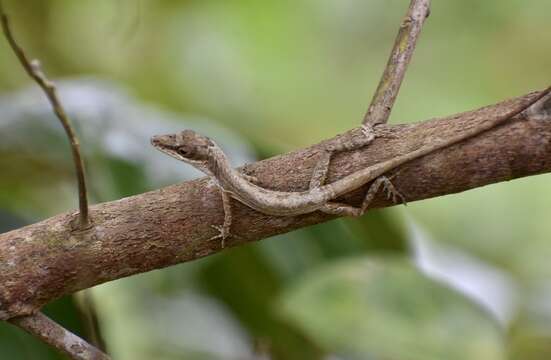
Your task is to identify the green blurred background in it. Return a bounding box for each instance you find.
[1,1,550,359]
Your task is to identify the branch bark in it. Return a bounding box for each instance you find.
[1,91,551,320]
[9,313,110,360]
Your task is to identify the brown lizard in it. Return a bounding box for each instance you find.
[151,88,550,246]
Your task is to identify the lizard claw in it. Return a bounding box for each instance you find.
[381,176,407,205]
[240,166,260,185]
[210,224,231,248]
[360,124,376,142]
[242,173,260,185]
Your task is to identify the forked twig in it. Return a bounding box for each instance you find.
[0,1,90,228]
[363,0,431,126]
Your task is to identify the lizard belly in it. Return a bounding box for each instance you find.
[225,181,328,216]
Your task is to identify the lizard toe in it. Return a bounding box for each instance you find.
[381,176,407,206]
[210,224,231,248]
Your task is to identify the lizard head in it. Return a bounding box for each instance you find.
[151,130,213,163]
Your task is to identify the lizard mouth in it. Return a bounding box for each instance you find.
[150,136,179,157]
[150,136,161,146]
[150,135,171,148]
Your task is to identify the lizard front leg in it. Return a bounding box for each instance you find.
[210,183,233,248]
[320,176,406,217]
[309,125,377,189]
[209,169,260,248]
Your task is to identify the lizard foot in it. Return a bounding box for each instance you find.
[210,224,231,248]
[380,176,407,205]
[240,166,260,185]
[242,173,260,185]
[239,164,259,185]
[360,124,377,142]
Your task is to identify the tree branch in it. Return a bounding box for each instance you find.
[363,0,431,126]
[9,313,110,360]
[1,90,550,321]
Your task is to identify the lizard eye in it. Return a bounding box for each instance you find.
[177,148,190,157]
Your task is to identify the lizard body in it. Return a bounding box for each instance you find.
[151,88,550,240]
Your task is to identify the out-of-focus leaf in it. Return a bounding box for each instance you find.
[280,257,505,360]
[92,257,273,360]
[258,210,408,285]
[198,245,324,360]
[508,322,551,360]
[410,220,519,326]
[340,209,408,253]
[409,174,551,280]
[508,285,551,359]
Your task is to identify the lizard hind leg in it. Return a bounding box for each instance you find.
[320,176,406,217]
[381,173,407,205]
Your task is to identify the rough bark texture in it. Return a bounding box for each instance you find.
[1,91,551,320]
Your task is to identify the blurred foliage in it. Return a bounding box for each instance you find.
[0,0,550,359]
[280,258,504,360]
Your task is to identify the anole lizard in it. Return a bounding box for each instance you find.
[151,88,550,245]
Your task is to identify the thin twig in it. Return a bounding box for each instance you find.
[9,312,110,360]
[0,1,90,227]
[363,0,431,126]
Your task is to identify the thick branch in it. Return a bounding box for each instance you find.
[1,91,551,320]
